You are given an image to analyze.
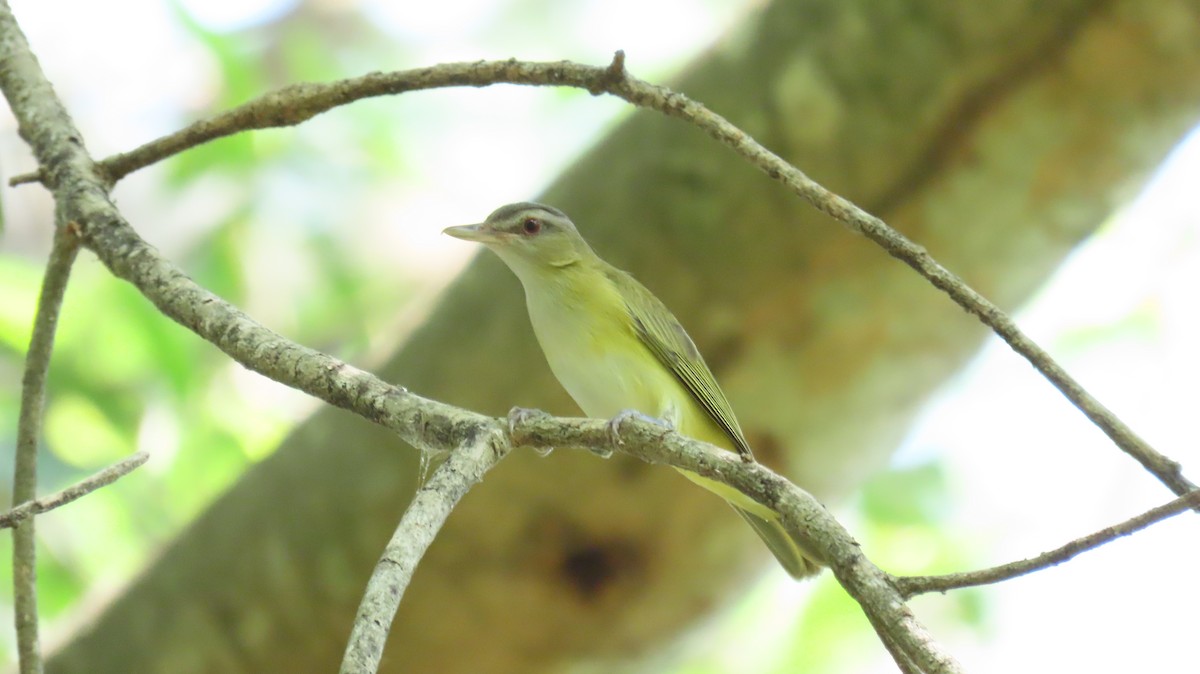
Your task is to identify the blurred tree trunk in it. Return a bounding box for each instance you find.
[48,0,1200,672]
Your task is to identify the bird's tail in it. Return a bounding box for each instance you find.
[731,505,822,580]
[676,468,822,579]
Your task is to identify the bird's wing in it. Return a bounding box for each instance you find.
[609,267,755,459]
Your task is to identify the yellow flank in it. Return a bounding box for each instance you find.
[444,202,821,579]
[524,266,778,522]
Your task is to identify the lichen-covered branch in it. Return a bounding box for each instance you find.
[509,413,964,674]
[0,7,82,669]
[13,50,1191,501]
[340,433,511,674]
[8,223,80,674]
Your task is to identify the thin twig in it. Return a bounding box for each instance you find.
[0,453,149,530]
[10,224,79,674]
[15,52,1190,501]
[340,435,510,674]
[895,489,1200,598]
[606,62,1194,501]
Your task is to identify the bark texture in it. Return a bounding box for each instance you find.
[49,0,1200,672]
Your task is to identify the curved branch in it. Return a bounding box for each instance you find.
[8,55,636,187]
[895,489,1200,598]
[344,409,965,674]
[508,413,963,674]
[1,8,87,669]
[9,223,80,674]
[340,434,511,674]
[11,51,1191,500]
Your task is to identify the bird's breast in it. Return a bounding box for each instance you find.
[525,283,682,423]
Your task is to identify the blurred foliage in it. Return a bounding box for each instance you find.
[0,1,419,663]
[1054,300,1159,354]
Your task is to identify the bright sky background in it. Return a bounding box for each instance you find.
[3,1,1197,672]
[885,128,1200,673]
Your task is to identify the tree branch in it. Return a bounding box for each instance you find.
[340,433,511,674]
[341,409,964,674]
[2,4,87,665]
[516,413,965,674]
[0,452,149,530]
[895,489,1200,598]
[8,222,80,674]
[875,628,923,674]
[11,51,1191,501]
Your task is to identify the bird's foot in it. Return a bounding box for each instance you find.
[606,409,674,457]
[507,407,554,457]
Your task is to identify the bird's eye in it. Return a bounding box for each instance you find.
[522,217,542,235]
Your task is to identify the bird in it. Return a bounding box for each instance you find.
[444,202,820,579]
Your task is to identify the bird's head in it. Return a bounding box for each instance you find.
[443,202,595,282]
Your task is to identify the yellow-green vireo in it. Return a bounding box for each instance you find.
[445,202,819,579]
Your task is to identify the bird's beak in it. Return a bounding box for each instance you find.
[443,223,504,244]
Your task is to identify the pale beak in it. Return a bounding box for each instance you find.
[443,223,504,244]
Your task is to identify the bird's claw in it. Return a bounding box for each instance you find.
[606,409,673,454]
[508,407,556,457]
[507,406,549,437]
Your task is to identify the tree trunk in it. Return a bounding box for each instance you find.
[49,0,1200,671]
